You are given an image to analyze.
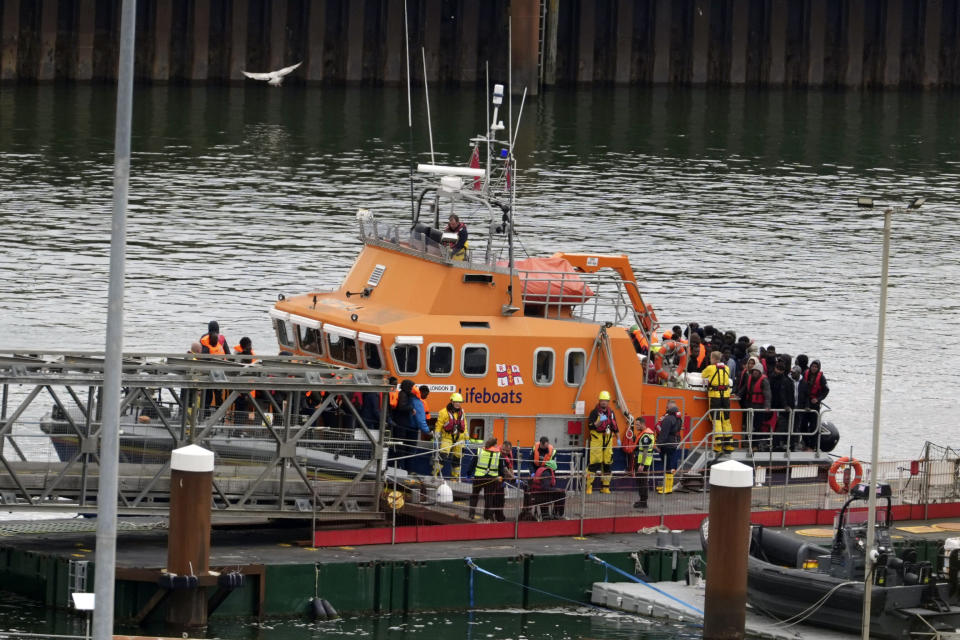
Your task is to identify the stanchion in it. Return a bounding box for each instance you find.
[165,444,214,627]
[703,459,752,640]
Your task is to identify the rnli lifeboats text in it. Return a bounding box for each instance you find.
[459,387,523,405]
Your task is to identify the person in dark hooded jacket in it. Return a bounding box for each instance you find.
[656,403,682,473]
[801,360,829,448]
[391,380,417,470]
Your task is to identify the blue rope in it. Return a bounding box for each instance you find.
[465,558,611,613]
[586,554,703,615]
[466,556,475,609]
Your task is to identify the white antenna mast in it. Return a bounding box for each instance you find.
[404,0,415,221]
[508,16,513,162]
[421,47,435,165]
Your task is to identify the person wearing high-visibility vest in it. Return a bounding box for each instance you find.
[633,425,657,510]
[586,390,618,495]
[467,437,512,521]
[701,351,734,453]
[435,392,467,478]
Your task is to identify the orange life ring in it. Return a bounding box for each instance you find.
[828,457,863,494]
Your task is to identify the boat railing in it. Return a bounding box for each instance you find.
[358,214,504,270]
[675,406,828,473]
[516,268,640,326]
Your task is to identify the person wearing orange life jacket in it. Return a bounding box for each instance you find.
[532,436,555,469]
[413,385,432,424]
[701,351,734,453]
[686,334,706,373]
[628,324,650,355]
[233,337,255,361]
[200,321,228,355]
[387,376,399,409]
[435,392,467,478]
[586,390,618,494]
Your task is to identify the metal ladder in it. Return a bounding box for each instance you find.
[68,559,88,603]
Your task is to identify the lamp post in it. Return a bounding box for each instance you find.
[857,196,924,640]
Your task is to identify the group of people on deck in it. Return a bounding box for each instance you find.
[631,322,830,454]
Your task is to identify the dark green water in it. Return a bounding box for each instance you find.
[0,590,700,639]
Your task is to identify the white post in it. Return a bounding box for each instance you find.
[862,207,892,640]
[93,1,136,639]
[704,459,753,639]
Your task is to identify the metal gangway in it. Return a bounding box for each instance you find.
[0,351,392,520]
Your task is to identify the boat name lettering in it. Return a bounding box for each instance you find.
[459,387,523,405]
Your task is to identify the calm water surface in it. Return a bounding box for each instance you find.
[0,591,699,639]
[1,84,958,459]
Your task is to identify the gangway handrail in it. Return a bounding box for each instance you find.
[675,406,827,473]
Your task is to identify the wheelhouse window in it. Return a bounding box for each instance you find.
[359,332,383,369]
[392,337,422,376]
[428,344,454,376]
[270,310,295,350]
[325,325,359,366]
[297,326,323,355]
[565,349,586,386]
[462,344,488,377]
[534,348,555,386]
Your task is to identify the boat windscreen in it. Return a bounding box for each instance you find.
[842,508,889,527]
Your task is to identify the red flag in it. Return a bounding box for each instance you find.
[469,145,482,191]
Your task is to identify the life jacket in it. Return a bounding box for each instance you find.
[637,428,656,467]
[748,374,768,406]
[693,343,705,368]
[706,364,731,397]
[532,466,555,491]
[412,387,431,420]
[388,390,399,409]
[200,335,225,355]
[591,406,616,433]
[474,446,501,477]
[442,407,465,435]
[533,443,555,465]
[631,329,649,351]
[804,370,825,399]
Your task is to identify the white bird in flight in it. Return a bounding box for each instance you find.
[242,61,302,86]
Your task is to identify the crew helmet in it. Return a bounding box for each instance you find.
[450,392,464,403]
[598,390,611,401]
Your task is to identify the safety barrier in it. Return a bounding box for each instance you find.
[313,439,960,547]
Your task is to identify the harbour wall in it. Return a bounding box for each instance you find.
[1,0,959,88]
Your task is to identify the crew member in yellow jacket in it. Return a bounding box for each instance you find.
[701,351,734,453]
[435,392,467,477]
[586,390,618,494]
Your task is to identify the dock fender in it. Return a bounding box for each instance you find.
[819,421,840,453]
[321,598,339,619]
[310,597,328,620]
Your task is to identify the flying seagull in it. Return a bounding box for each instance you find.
[242,61,302,86]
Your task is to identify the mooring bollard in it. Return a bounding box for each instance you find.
[703,459,752,640]
[165,444,214,627]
